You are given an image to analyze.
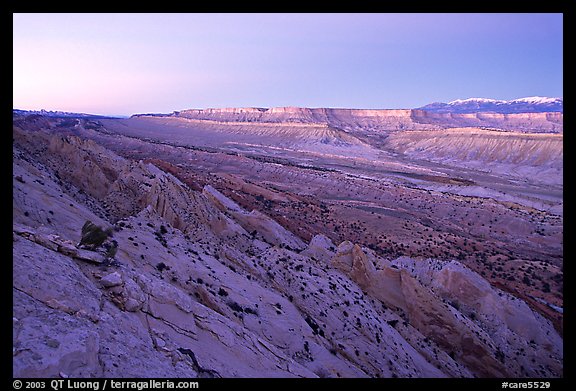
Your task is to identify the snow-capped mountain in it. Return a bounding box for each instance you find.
[418,97,563,114]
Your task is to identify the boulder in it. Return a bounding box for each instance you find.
[100,272,123,288]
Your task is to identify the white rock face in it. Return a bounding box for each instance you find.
[166,105,562,132]
[12,122,563,378]
[301,234,335,263]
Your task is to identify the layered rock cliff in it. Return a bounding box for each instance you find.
[139,106,562,133]
[411,110,563,133]
[384,128,563,186]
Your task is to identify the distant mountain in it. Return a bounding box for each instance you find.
[13,109,119,119]
[418,97,563,114]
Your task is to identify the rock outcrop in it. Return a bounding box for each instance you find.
[327,243,562,377]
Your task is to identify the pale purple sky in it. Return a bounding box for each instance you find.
[13,13,563,116]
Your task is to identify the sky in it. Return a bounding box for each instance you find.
[13,13,563,117]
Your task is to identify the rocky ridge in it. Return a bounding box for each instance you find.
[13,123,562,378]
[137,106,563,133]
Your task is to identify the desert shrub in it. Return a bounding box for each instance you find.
[522,276,532,286]
[243,306,259,316]
[104,240,118,259]
[79,220,110,250]
[227,301,243,313]
[154,230,168,247]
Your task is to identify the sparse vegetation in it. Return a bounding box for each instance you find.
[104,240,118,260]
[387,319,399,328]
[227,301,243,313]
[79,220,113,250]
[154,229,168,247]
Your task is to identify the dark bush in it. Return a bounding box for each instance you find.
[243,307,259,316]
[227,301,243,313]
[79,220,109,250]
[104,240,118,259]
[387,319,399,328]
